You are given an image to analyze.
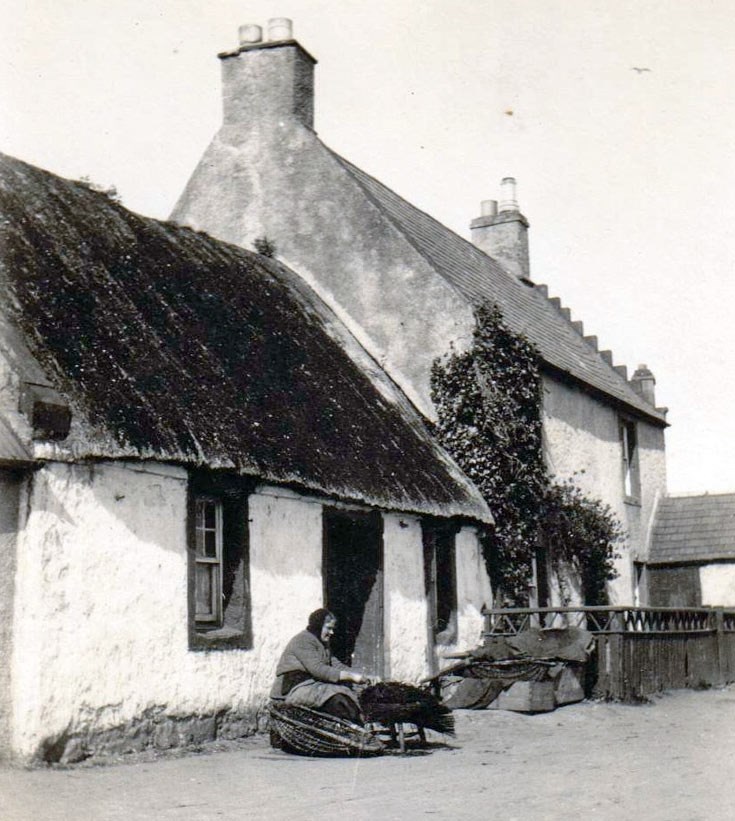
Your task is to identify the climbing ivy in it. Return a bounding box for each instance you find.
[430,302,622,605]
[541,480,623,606]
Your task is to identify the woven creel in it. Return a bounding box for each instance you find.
[268,702,385,758]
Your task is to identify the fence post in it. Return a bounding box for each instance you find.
[715,608,726,687]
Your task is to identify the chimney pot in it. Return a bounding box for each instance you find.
[499,177,519,212]
[631,364,657,405]
[238,24,263,45]
[481,199,498,218]
[267,17,293,41]
[470,178,529,280]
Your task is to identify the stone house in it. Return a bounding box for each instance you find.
[647,493,735,607]
[0,153,493,763]
[171,19,669,606]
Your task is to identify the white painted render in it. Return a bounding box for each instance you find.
[700,564,735,607]
[246,486,324,703]
[453,525,493,651]
[542,376,667,604]
[7,463,493,760]
[382,513,430,682]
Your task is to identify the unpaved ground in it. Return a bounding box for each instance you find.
[2,687,735,821]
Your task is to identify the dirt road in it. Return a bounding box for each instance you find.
[2,687,734,820]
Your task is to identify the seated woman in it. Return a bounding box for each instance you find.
[270,608,366,725]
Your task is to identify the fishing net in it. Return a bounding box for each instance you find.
[359,681,455,736]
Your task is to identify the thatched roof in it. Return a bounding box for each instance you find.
[0,153,491,523]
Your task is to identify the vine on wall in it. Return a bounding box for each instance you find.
[430,302,622,605]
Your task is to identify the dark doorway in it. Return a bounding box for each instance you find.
[423,520,458,642]
[323,509,384,676]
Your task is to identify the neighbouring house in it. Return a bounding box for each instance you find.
[647,493,735,607]
[171,19,669,605]
[0,153,494,763]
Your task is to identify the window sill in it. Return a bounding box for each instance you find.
[191,624,252,651]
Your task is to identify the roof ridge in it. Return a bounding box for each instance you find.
[329,149,665,425]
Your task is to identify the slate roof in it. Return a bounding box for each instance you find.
[0,152,492,523]
[649,494,735,565]
[331,152,666,426]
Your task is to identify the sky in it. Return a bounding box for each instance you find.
[1,0,734,495]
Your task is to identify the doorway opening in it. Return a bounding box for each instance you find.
[322,508,384,676]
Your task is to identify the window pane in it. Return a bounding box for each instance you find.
[204,502,216,529]
[204,529,217,558]
[195,564,213,618]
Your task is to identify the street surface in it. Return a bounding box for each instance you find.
[2,686,734,820]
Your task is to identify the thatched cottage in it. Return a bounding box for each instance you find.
[171,19,669,606]
[0,153,493,763]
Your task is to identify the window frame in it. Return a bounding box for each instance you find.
[620,417,641,503]
[187,472,254,651]
[194,496,224,626]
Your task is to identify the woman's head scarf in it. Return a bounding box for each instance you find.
[307,608,335,639]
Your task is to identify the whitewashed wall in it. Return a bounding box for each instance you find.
[9,462,490,760]
[9,467,327,760]
[382,513,430,682]
[700,565,735,607]
[542,375,667,604]
[454,525,493,650]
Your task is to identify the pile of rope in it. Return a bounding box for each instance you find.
[359,681,455,736]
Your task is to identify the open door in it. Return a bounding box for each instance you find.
[423,519,459,674]
[323,509,384,677]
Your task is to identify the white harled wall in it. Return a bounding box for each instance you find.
[700,565,735,607]
[542,376,667,604]
[454,525,493,650]
[383,513,430,682]
[8,462,492,760]
[9,466,328,760]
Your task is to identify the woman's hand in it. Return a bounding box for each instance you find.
[338,670,366,684]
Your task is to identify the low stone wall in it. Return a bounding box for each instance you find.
[36,706,267,765]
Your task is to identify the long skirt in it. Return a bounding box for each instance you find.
[286,679,362,724]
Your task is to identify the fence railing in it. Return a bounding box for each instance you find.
[482,605,735,702]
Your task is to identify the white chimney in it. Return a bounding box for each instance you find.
[267,18,293,41]
[499,177,519,212]
[238,24,263,45]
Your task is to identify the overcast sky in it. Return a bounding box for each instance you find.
[2,1,734,495]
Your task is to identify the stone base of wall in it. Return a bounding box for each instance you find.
[35,705,268,765]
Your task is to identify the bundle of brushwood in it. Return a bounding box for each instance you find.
[359,681,455,736]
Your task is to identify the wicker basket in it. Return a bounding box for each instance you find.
[268,702,385,758]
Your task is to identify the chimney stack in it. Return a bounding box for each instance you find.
[630,364,656,405]
[470,177,530,281]
[219,19,316,129]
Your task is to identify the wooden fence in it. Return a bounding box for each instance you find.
[482,606,735,702]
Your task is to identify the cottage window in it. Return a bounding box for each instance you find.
[620,419,640,501]
[189,473,253,650]
[423,521,458,643]
[194,497,223,623]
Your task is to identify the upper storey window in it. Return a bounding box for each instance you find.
[620,418,640,503]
